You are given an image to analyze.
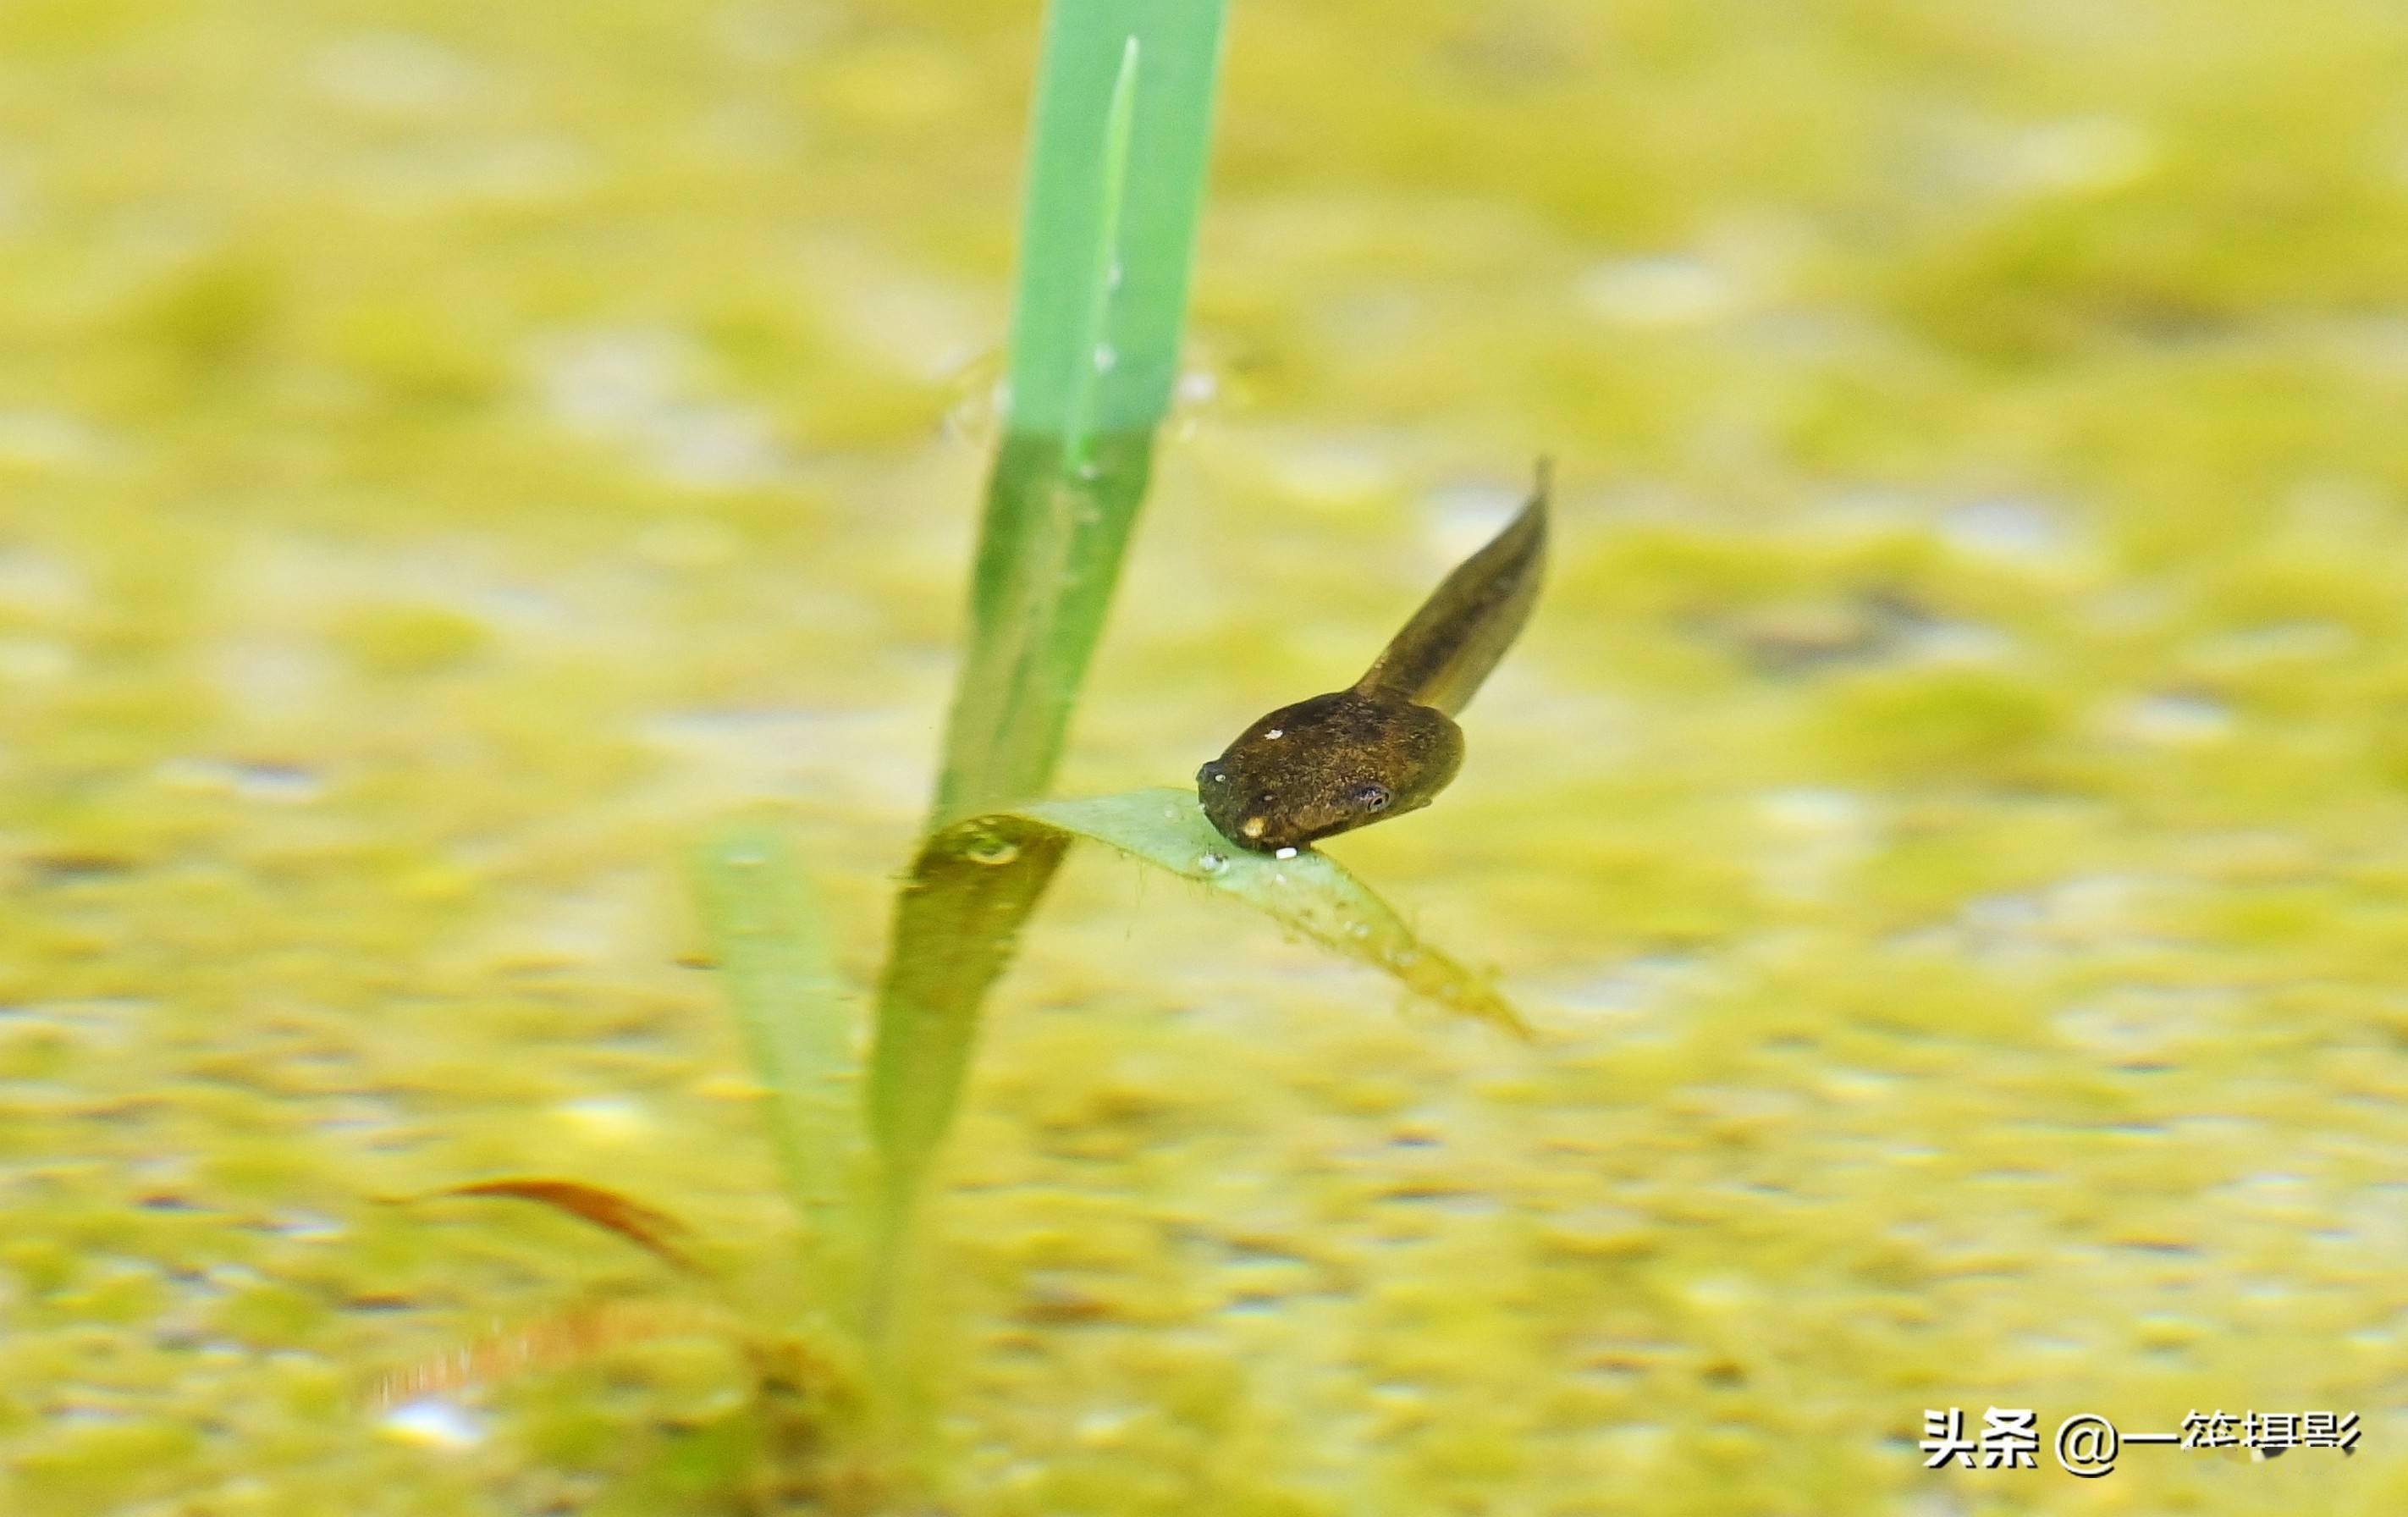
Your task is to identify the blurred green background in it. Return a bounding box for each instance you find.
[5,1,2408,1513]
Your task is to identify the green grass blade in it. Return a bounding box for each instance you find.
[873,0,1227,1273]
[945,792,1529,1036]
[936,0,1227,818]
[879,1,1226,1206]
[1059,35,1140,461]
[1006,1,1225,444]
[935,432,1154,818]
[692,827,861,1250]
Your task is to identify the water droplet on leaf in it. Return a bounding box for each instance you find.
[963,834,1020,866]
[940,350,1008,450]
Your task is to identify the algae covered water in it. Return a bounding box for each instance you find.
[6,2,2408,1513]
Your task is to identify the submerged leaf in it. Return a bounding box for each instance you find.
[418,1178,702,1274]
[366,1294,730,1409]
[947,787,1529,1035]
[692,827,862,1249]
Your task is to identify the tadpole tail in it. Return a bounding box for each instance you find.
[1353,456,1550,716]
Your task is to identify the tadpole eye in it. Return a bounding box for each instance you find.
[1197,761,1224,785]
[1351,783,1391,813]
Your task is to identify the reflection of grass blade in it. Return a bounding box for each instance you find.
[692,827,860,1253]
[868,821,1069,1212]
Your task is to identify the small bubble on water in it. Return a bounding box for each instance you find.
[964,834,1020,866]
[1197,851,1228,875]
[1092,342,1117,372]
[1273,847,1298,861]
[1347,921,1371,940]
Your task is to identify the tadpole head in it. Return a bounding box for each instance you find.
[1197,691,1462,852]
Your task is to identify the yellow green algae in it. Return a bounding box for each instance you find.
[7,1,2408,1514]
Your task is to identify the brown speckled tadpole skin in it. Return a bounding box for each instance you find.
[1199,461,1550,853]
